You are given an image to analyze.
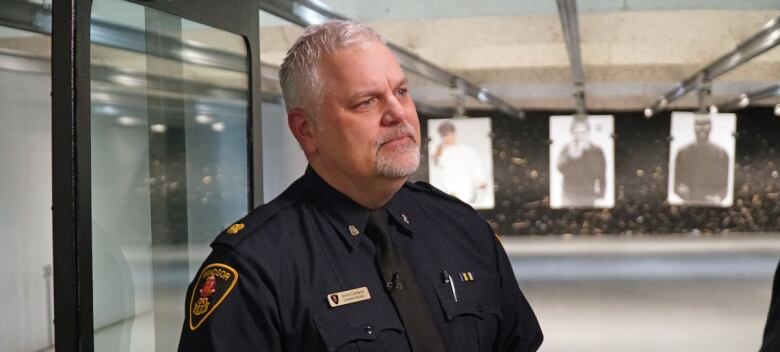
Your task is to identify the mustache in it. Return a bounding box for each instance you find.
[376,124,416,147]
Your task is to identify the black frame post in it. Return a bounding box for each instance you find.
[51,0,94,350]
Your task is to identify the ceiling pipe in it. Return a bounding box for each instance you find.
[555,0,587,116]
[260,0,525,119]
[716,82,780,112]
[643,15,780,118]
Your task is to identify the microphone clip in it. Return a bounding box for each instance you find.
[386,272,403,291]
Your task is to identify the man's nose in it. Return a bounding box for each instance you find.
[381,94,406,126]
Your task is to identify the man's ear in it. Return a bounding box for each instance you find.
[288,108,317,155]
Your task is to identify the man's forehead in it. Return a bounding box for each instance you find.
[320,43,405,85]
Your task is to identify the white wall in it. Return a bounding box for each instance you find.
[0,70,54,351]
[261,102,307,202]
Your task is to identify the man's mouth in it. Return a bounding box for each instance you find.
[381,134,412,146]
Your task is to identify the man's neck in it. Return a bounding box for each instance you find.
[310,164,406,210]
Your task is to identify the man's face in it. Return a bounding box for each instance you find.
[309,41,421,180]
[694,118,711,142]
[571,123,589,144]
[441,131,456,146]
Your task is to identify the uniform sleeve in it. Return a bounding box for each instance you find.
[674,150,689,199]
[491,234,544,352]
[595,148,606,197]
[760,259,780,352]
[178,244,282,351]
[557,146,572,174]
[715,149,729,199]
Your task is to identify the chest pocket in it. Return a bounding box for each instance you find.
[433,273,502,352]
[313,300,410,352]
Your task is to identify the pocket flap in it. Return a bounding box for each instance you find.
[313,304,405,352]
[432,280,500,322]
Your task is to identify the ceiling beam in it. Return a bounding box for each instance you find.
[555,0,587,115]
[260,0,525,118]
[716,82,780,111]
[644,15,780,117]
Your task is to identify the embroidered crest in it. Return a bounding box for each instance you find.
[348,225,360,236]
[188,263,239,330]
[226,223,245,235]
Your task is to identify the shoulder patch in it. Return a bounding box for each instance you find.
[406,181,475,210]
[188,263,239,330]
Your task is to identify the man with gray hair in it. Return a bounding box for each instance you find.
[178,20,542,352]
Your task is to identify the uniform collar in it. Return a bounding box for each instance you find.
[385,187,426,237]
[301,166,421,252]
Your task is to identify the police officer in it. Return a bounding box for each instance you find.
[760,259,780,352]
[178,20,543,352]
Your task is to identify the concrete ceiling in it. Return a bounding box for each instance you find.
[1,1,778,113]
[260,2,780,111]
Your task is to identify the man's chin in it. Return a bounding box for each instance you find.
[376,153,420,178]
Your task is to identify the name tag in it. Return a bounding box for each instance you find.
[327,287,371,308]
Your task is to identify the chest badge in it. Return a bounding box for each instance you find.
[327,286,371,308]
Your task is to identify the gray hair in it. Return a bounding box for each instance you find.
[279,20,386,112]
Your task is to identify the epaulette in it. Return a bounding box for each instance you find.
[211,178,306,249]
[405,181,476,211]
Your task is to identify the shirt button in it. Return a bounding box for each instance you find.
[365,325,374,335]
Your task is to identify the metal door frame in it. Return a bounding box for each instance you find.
[51,0,261,350]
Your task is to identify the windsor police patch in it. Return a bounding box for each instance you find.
[188,263,238,330]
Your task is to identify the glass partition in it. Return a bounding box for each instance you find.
[89,0,249,350]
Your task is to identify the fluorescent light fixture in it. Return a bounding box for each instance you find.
[150,124,167,133]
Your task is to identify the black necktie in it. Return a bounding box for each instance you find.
[365,209,447,352]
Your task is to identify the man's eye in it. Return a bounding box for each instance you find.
[396,88,409,97]
[355,98,376,108]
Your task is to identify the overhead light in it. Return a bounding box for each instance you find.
[738,94,750,108]
[708,105,719,114]
[195,114,213,124]
[658,98,668,109]
[117,116,142,126]
[91,92,113,102]
[113,74,143,87]
[150,124,167,133]
[643,108,653,118]
[774,104,780,116]
[477,88,489,103]
[99,105,119,115]
[212,122,225,132]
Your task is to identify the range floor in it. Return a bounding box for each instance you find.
[505,234,780,352]
[81,234,780,352]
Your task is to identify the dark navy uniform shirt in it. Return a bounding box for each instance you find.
[178,167,543,352]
